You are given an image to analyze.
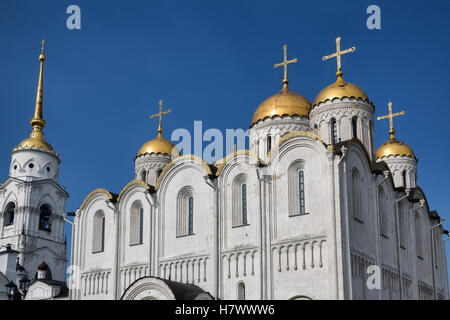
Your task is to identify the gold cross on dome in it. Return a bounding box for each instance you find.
[41,39,45,53]
[274,44,298,87]
[150,99,171,134]
[322,37,355,79]
[377,101,405,139]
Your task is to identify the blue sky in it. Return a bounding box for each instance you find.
[0,0,449,278]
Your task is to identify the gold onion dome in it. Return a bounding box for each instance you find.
[375,137,415,160]
[313,76,369,107]
[251,44,311,126]
[14,40,58,157]
[137,99,179,157]
[137,132,178,157]
[251,86,312,126]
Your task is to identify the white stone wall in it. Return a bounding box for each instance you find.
[249,116,310,162]
[0,149,68,283]
[310,99,374,159]
[71,134,448,300]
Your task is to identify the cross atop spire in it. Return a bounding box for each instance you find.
[150,99,171,135]
[274,44,298,88]
[322,36,355,80]
[377,102,405,139]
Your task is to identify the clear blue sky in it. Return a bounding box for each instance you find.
[0,0,449,278]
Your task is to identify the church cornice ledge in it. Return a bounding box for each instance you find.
[134,153,173,165]
[312,96,374,111]
[79,188,118,211]
[117,180,154,202]
[0,177,69,198]
[250,115,310,130]
[214,149,260,176]
[221,246,259,255]
[155,154,215,190]
[267,130,327,161]
[159,252,210,264]
[272,232,327,247]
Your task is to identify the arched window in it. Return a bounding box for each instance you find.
[177,187,194,237]
[237,282,245,300]
[352,168,362,222]
[232,174,249,227]
[242,184,248,225]
[331,118,338,143]
[141,170,147,182]
[130,201,144,246]
[378,186,387,236]
[157,169,163,179]
[415,213,423,258]
[288,161,307,216]
[39,204,52,231]
[3,202,15,226]
[299,170,306,214]
[266,135,272,154]
[93,210,105,253]
[352,117,358,138]
[188,197,194,235]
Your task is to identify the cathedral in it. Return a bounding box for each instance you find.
[0,38,448,300]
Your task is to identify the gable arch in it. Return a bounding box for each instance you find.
[2,191,18,212]
[156,155,213,195]
[267,133,328,176]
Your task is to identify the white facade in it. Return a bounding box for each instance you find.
[70,94,449,300]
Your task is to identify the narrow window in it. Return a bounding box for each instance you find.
[242,184,248,225]
[157,169,162,179]
[378,186,387,236]
[331,119,338,143]
[176,187,194,237]
[352,168,362,222]
[141,170,147,182]
[93,211,105,253]
[237,282,245,300]
[299,170,305,214]
[101,216,105,252]
[267,136,272,154]
[188,196,194,235]
[415,214,423,258]
[130,202,144,245]
[4,202,15,226]
[38,204,52,231]
[139,207,144,244]
[352,117,358,138]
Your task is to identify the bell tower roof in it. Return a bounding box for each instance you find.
[12,40,59,159]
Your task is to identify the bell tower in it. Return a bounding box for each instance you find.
[0,40,68,284]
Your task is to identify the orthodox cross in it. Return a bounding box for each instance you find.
[322,37,355,78]
[150,99,171,134]
[377,102,405,139]
[274,44,297,87]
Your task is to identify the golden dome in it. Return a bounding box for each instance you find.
[376,137,416,160]
[15,137,56,153]
[251,86,312,126]
[313,77,369,107]
[137,133,179,157]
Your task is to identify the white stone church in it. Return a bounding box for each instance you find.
[0,38,448,300]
